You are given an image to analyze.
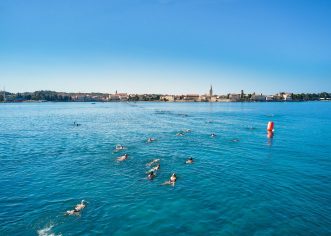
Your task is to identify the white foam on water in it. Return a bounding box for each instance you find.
[37,224,62,236]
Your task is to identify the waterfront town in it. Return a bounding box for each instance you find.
[0,86,330,103]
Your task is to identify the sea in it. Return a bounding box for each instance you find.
[0,102,330,235]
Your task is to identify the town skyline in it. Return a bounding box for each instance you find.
[1,86,330,103]
[1,83,329,96]
[1,86,328,96]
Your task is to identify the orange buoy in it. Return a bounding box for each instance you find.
[267,121,274,132]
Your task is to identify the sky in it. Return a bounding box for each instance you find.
[0,0,330,95]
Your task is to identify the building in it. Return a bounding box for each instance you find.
[118,93,128,101]
[183,94,200,102]
[160,95,175,102]
[108,94,120,101]
[108,92,128,101]
[204,85,217,102]
[275,92,293,101]
[217,95,230,102]
[251,93,266,101]
[210,96,218,102]
[283,93,292,101]
[199,95,207,102]
[229,94,241,102]
[240,90,244,99]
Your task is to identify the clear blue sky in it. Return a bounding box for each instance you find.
[0,0,330,94]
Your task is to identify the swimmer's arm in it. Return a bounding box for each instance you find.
[65,210,74,216]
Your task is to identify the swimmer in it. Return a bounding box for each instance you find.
[73,121,81,126]
[147,138,156,143]
[114,144,126,152]
[211,133,216,137]
[146,164,160,173]
[185,129,191,133]
[74,200,86,211]
[65,210,77,216]
[146,159,160,166]
[185,157,194,164]
[162,173,177,186]
[65,200,87,216]
[117,154,128,162]
[147,171,156,180]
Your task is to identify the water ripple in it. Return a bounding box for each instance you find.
[0,102,330,235]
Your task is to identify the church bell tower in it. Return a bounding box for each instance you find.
[209,85,213,97]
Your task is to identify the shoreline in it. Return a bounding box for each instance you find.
[1,100,330,104]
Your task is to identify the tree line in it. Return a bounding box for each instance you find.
[291,92,330,101]
[0,91,72,102]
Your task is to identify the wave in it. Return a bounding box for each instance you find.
[37,224,62,236]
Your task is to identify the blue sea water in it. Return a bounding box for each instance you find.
[0,102,330,235]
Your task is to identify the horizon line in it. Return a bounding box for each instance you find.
[1,89,330,96]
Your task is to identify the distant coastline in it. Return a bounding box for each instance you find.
[1,90,330,103]
[2,100,329,104]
